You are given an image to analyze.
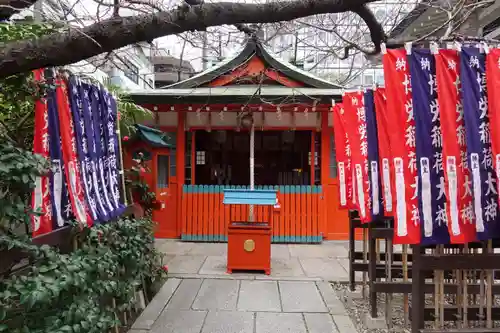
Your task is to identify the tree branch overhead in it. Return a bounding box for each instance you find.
[0,0,383,78]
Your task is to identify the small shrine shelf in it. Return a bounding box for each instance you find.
[223,188,277,275]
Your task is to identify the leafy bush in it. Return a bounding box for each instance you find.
[0,21,167,333]
[0,216,166,333]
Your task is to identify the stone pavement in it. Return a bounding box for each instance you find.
[154,240,363,281]
[129,241,360,333]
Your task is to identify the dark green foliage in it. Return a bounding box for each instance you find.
[0,22,166,333]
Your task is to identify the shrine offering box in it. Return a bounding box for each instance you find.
[223,189,277,275]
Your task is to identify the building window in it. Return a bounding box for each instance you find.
[157,155,169,188]
[196,151,206,165]
[122,58,139,84]
[330,133,337,178]
[364,74,374,85]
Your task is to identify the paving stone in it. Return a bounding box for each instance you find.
[166,278,203,310]
[315,281,347,315]
[278,281,327,313]
[237,280,281,312]
[192,279,239,310]
[201,311,254,333]
[131,278,181,330]
[269,257,305,277]
[337,258,363,281]
[321,241,349,258]
[255,312,307,333]
[255,276,321,282]
[164,255,207,274]
[304,313,339,333]
[150,309,207,333]
[271,245,291,259]
[169,273,257,280]
[157,241,195,255]
[189,243,227,256]
[299,258,348,281]
[332,314,358,333]
[198,256,228,275]
[288,244,329,258]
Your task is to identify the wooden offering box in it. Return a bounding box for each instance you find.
[223,189,277,275]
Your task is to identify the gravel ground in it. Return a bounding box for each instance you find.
[331,281,500,333]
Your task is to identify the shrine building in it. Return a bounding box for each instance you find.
[125,35,349,242]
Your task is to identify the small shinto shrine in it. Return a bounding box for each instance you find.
[126,34,349,242]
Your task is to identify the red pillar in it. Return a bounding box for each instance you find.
[176,111,186,237]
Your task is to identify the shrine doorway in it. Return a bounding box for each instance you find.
[193,130,316,187]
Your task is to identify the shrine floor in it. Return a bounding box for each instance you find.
[129,241,363,333]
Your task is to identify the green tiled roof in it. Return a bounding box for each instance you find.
[135,124,175,148]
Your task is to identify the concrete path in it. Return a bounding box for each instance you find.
[129,241,360,333]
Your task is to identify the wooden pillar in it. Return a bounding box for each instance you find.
[320,110,331,239]
[176,111,186,237]
[310,131,315,186]
[320,110,330,186]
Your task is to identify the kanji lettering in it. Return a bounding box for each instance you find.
[448,59,457,71]
[460,150,468,172]
[410,176,418,199]
[479,97,488,119]
[428,73,437,95]
[411,204,419,226]
[408,151,417,173]
[402,74,412,95]
[460,201,474,224]
[456,103,464,122]
[462,174,472,199]
[485,171,497,196]
[456,124,466,146]
[469,55,480,68]
[485,197,498,222]
[483,146,493,168]
[436,204,447,226]
[436,176,445,200]
[479,122,490,144]
[396,57,407,71]
[431,125,442,148]
[434,152,443,173]
[358,123,367,140]
[430,99,439,122]
[357,107,365,122]
[405,125,416,148]
[421,57,431,71]
[405,100,414,122]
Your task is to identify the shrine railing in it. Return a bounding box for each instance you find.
[180,185,323,243]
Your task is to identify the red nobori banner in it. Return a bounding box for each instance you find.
[56,79,93,227]
[332,102,351,209]
[373,87,393,216]
[382,47,420,244]
[434,47,476,243]
[486,48,500,209]
[342,91,371,222]
[31,69,53,237]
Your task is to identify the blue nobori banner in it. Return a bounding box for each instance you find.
[460,47,499,240]
[364,89,384,220]
[408,48,450,245]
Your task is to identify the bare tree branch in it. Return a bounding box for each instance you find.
[0,0,36,20]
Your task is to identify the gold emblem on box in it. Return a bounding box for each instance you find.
[244,239,255,252]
